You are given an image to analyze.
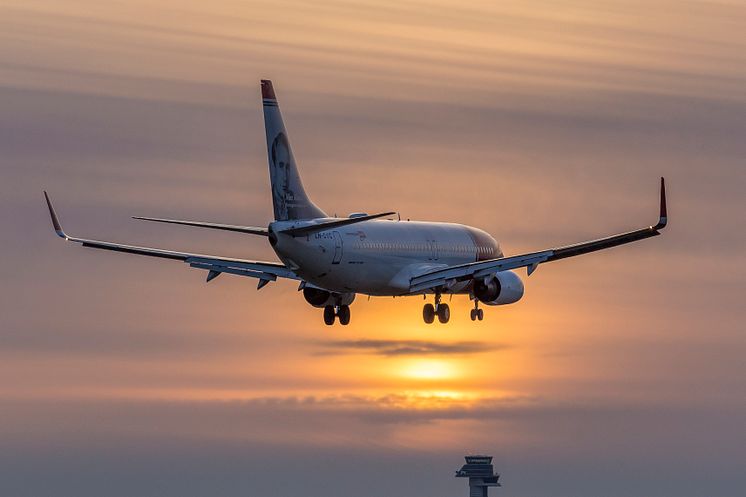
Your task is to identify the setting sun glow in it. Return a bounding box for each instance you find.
[400,359,459,380]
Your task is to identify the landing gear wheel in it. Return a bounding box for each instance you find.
[470,308,477,321]
[437,303,450,324]
[323,305,336,326]
[477,308,484,321]
[338,305,351,326]
[423,303,435,324]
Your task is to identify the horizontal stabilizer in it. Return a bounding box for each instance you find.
[280,212,397,236]
[133,216,269,236]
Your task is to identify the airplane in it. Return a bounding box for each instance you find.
[44,79,668,326]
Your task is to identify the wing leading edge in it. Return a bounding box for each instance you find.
[44,192,299,287]
[410,178,668,293]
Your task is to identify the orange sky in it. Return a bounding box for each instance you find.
[1,1,745,496]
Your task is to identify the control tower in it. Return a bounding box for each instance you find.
[455,455,501,497]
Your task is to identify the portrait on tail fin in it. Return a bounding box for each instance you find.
[269,132,293,221]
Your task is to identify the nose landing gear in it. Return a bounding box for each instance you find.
[323,304,351,326]
[423,292,450,324]
[470,300,484,321]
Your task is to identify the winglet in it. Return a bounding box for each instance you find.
[43,191,67,239]
[654,177,667,230]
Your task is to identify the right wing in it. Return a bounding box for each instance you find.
[410,178,668,293]
[44,193,298,288]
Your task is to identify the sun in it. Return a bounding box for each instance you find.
[400,359,459,380]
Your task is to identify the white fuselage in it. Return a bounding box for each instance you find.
[269,219,503,295]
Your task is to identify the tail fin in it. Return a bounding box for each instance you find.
[261,80,326,221]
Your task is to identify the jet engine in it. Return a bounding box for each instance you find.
[302,287,355,308]
[473,270,524,305]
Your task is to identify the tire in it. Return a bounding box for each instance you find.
[338,305,351,326]
[423,303,435,324]
[323,305,336,325]
[477,308,484,321]
[437,303,450,324]
[470,309,477,321]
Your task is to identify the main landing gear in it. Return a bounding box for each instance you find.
[324,304,351,326]
[423,293,450,324]
[422,294,485,324]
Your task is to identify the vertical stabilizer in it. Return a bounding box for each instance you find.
[261,80,327,221]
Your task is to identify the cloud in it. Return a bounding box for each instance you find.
[314,339,510,357]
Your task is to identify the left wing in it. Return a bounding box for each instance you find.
[410,178,668,293]
[44,192,299,288]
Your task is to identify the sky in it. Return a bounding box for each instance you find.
[1,0,745,496]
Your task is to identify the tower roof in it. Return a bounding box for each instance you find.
[456,454,500,481]
[465,455,493,464]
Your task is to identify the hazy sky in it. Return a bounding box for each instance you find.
[1,1,745,496]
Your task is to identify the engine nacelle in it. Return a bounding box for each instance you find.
[302,287,355,308]
[473,270,524,306]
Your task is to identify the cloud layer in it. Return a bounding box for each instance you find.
[316,338,508,356]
